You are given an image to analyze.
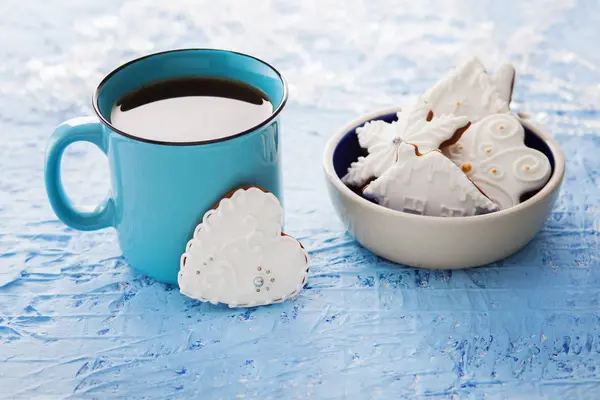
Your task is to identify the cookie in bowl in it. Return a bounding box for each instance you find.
[362,142,499,217]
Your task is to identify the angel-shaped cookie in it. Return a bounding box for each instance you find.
[178,187,309,308]
[442,113,551,209]
[363,143,499,217]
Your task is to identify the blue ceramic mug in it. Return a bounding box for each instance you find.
[44,49,287,284]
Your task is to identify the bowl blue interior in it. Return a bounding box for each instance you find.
[332,112,556,203]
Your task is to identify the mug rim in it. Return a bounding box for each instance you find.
[92,48,288,146]
[322,106,566,223]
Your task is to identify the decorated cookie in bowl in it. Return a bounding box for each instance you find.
[357,101,470,154]
[363,143,499,217]
[178,187,309,308]
[442,113,552,209]
[342,111,470,186]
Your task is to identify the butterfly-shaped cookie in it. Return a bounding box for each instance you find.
[442,113,552,209]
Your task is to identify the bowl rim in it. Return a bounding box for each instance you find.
[322,106,566,223]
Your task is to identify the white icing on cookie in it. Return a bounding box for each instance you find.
[422,57,509,122]
[402,114,469,153]
[492,63,516,104]
[341,140,399,187]
[356,102,428,153]
[357,101,433,152]
[343,113,469,186]
[363,143,499,217]
[356,119,399,153]
[178,187,309,308]
[443,113,551,209]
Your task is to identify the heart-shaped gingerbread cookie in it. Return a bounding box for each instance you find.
[178,187,309,308]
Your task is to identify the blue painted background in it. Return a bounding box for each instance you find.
[1,1,599,398]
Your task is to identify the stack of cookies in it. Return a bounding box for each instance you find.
[342,58,552,217]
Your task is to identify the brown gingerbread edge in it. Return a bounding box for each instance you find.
[507,70,516,105]
[469,179,494,202]
[424,110,474,150]
[439,121,472,149]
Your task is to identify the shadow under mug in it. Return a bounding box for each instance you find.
[44,49,288,284]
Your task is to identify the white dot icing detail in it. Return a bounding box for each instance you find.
[442,113,551,209]
[487,166,505,179]
[177,187,309,308]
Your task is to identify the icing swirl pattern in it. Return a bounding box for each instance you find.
[443,114,552,209]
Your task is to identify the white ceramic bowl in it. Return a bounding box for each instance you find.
[322,107,565,269]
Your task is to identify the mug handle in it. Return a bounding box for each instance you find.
[44,116,115,231]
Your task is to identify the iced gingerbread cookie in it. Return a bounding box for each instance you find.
[443,113,551,209]
[178,187,309,308]
[355,101,467,155]
[343,111,470,187]
[363,143,499,217]
[420,57,509,122]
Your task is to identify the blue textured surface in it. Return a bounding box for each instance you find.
[1,1,599,399]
